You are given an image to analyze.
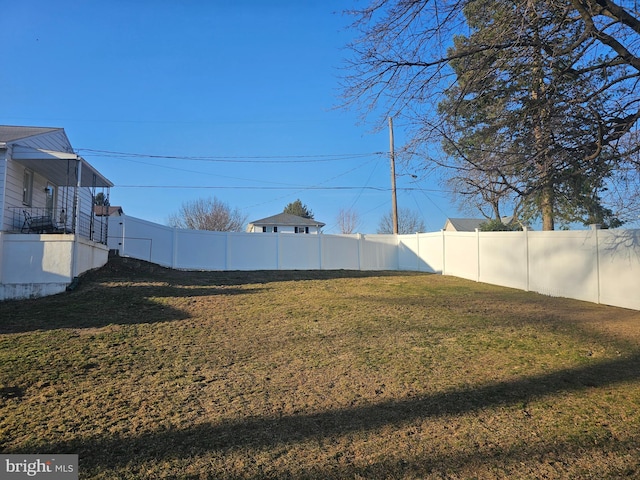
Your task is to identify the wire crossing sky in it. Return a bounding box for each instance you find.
[1,0,456,233]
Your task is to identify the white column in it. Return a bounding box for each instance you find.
[71,159,83,278]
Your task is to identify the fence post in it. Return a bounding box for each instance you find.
[224,232,229,270]
[524,227,530,292]
[441,229,446,275]
[592,224,601,304]
[416,232,421,272]
[172,227,178,269]
[475,228,480,282]
[120,216,126,256]
[358,234,363,271]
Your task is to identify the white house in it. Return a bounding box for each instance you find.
[247,213,325,234]
[0,125,114,300]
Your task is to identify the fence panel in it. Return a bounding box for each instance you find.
[226,232,279,270]
[398,232,443,273]
[279,234,321,270]
[321,234,361,270]
[359,234,398,270]
[443,232,478,281]
[175,229,227,270]
[478,231,528,291]
[528,230,599,303]
[598,229,640,310]
[107,216,640,310]
[109,216,171,266]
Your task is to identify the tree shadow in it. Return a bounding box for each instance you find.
[230,436,639,480]
[15,353,640,474]
[0,256,426,334]
[87,255,426,287]
[0,282,263,334]
[0,386,24,400]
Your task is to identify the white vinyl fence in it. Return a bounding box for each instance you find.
[108,215,640,311]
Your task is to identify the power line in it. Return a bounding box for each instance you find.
[115,185,391,190]
[113,184,451,193]
[78,148,386,163]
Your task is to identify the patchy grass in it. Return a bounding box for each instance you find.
[1,256,639,479]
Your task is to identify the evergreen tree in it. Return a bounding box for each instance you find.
[438,0,624,229]
[342,0,640,229]
[283,199,314,219]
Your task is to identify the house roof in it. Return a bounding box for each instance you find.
[249,213,325,227]
[444,216,517,231]
[444,218,486,231]
[0,125,62,143]
[0,125,113,188]
[93,205,124,216]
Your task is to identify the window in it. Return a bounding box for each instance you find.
[273,226,277,233]
[295,226,309,234]
[45,183,57,215]
[22,170,33,206]
[262,226,267,232]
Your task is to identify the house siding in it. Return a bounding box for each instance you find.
[3,155,24,230]
[13,129,72,152]
[3,159,58,231]
[1,130,71,231]
[2,129,100,233]
[250,225,321,234]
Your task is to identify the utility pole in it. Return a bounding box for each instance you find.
[389,117,399,234]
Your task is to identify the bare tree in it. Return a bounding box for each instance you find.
[336,208,361,234]
[377,207,426,234]
[167,197,247,232]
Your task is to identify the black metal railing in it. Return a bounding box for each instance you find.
[7,207,108,244]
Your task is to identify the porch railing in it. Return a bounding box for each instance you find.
[7,207,108,244]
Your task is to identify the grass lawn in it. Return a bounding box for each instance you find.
[1,256,639,479]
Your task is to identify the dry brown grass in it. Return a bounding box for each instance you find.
[1,256,639,479]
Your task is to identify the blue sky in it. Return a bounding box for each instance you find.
[1,0,458,233]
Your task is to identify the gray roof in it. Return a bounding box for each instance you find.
[0,125,113,188]
[0,125,61,143]
[445,216,517,231]
[250,213,325,227]
[445,218,486,231]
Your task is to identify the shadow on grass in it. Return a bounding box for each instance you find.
[0,256,426,334]
[0,283,263,334]
[85,255,426,287]
[19,353,640,474]
[232,437,639,480]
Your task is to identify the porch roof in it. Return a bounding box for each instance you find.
[10,145,113,188]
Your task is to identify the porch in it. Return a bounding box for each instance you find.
[5,144,112,245]
[6,206,108,244]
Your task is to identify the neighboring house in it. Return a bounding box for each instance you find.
[0,125,114,300]
[444,218,486,232]
[444,216,516,232]
[247,213,325,234]
[94,205,124,217]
